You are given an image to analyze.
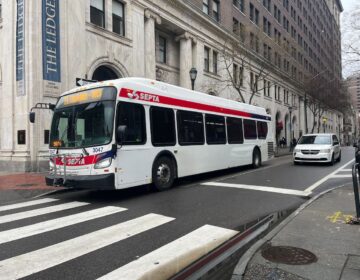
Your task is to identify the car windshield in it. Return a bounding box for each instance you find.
[49,87,116,148]
[297,135,331,145]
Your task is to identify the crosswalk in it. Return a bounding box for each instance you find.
[0,198,238,280]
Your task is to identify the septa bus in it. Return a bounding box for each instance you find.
[29,78,274,191]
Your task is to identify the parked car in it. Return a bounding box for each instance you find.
[293,133,341,165]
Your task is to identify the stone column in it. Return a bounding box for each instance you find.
[144,10,161,80]
[176,32,197,89]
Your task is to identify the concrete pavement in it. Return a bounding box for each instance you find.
[232,184,360,280]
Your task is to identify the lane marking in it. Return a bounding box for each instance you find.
[0,198,58,212]
[0,202,89,224]
[0,206,127,244]
[304,158,355,193]
[0,213,174,280]
[201,182,310,197]
[329,174,352,178]
[338,168,352,171]
[97,225,238,280]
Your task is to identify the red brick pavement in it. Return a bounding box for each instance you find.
[0,173,63,190]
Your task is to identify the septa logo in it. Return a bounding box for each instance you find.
[127,91,139,100]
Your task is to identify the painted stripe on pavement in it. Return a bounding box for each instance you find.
[304,158,355,193]
[330,174,352,178]
[0,202,89,224]
[0,198,58,212]
[98,225,238,280]
[338,169,352,172]
[201,182,310,197]
[0,206,127,244]
[0,214,174,280]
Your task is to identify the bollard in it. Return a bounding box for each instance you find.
[348,163,360,224]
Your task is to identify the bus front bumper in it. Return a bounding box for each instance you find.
[45,173,115,190]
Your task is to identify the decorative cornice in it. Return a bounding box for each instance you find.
[144,9,161,25]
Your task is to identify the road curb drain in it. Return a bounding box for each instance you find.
[261,245,317,265]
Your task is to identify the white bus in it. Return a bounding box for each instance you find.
[30,78,274,191]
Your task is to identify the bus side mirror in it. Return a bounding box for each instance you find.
[116,125,127,145]
[29,112,35,123]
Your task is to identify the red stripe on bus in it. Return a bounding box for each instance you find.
[119,88,254,119]
[55,155,96,166]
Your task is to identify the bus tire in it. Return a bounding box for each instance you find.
[152,157,175,191]
[252,148,262,168]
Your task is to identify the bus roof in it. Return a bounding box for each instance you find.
[63,78,271,121]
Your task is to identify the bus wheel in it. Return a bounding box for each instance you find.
[152,157,175,191]
[252,149,262,168]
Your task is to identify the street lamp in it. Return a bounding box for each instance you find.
[189,67,197,90]
[289,106,293,151]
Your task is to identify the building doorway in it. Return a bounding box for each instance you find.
[92,65,120,81]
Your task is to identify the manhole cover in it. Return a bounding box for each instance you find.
[16,183,37,187]
[262,245,317,265]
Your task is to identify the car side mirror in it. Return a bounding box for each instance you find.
[354,142,358,148]
[116,125,127,145]
[333,141,339,146]
[29,112,35,123]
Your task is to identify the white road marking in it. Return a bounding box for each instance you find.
[329,174,352,178]
[98,225,238,280]
[0,206,127,244]
[0,201,89,224]
[201,182,310,197]
[304,158,355,193]
[0,198,58,212]
[0,214,174,280]
[337,169,352,172]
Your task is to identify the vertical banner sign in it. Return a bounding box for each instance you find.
[16,0,25,96]
[42,0,61,82]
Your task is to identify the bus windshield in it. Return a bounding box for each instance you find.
[50,87,116,148]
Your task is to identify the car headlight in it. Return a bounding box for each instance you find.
[49,159,54,169]
[294,148,300,153]
[321,149,331,153]
[94,157,112,169]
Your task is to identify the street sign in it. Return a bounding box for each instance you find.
[76,78,97,87]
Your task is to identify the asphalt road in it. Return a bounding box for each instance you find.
[0,147,356,279]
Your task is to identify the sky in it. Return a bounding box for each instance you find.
[341,0,360,78]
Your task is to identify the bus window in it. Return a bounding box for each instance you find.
[257,121,268,139]
[150,106,176,146]
[244,119,257,139]
[205,114,226,144]
[227,117,244,144]
[117,102,146,145]
[177,110,204,145]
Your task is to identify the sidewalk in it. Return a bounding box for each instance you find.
[233,184,360,280]
[275,147,293,157]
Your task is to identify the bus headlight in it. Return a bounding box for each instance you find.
[94,158,112,169]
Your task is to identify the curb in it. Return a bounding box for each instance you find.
[231,184,346,279]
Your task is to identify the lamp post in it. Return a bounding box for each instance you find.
[289,106,293,151]
[189,67,198,90]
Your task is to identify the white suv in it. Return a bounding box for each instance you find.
[293,133,341,165]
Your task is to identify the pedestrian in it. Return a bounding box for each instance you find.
[292,137,297,148]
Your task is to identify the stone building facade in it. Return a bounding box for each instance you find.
[0,0,344,171]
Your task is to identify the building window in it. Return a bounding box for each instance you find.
[17,130,26,145]
[204,47,210,72]
[203,0,209,14]
[44,130,50,145]
[250,3,259,25]
[213,0,220,21]
[233,0,244,12]
[213,51,218,74]
[158,36,167,64]
[112,0,125,36]
[90,0,105,28]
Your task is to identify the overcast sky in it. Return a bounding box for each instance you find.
[341,0,358,12]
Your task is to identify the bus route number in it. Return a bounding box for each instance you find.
[93,147,104,153]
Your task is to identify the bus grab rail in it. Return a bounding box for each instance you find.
[50,153,85,186]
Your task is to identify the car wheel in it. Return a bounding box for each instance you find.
[337,151,341,162]
[330,153,335,166]
[252,149,262,168]
[152,157,175,191]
